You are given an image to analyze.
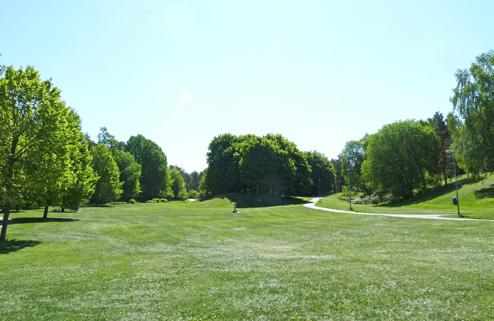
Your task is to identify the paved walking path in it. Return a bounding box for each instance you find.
[304,198,490,222]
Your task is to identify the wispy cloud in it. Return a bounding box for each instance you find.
[180,89,192,103]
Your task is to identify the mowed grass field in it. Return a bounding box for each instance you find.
[318,174,494,219]
[1,199,493,320]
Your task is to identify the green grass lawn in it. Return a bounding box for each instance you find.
[318,174,494,219]
[1,199,493,320]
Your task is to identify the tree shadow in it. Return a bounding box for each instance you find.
[3,217,80,225]
[0,239,41,254]
[220,193,308,208]
[381,177,475,208]
[474,185,494,199]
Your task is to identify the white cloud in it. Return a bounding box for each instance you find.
[180,89,192,103]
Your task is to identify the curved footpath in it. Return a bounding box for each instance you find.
[304,198,491,222]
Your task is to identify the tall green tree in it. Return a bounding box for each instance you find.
[0,66,79,240]
[362,121,440,198]
[168,167,188,200]
[450,51,494,174]
[305,151,335,196]
[115,152,141,201]
[265,134,312,195]
[125,135,168,200]
[447,113,484,176]
[60,131,96,211]
[202,133,239,196]
[339,139,367,193]
[428,112,451,185]
[331,158,344,193]
[90,144,122,204]
[27,108,96,218]
[97,128,141,201]
[187,171,202,191]
[235,135,291,195]
[201,133,313,196]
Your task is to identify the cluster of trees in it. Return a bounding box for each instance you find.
[200,133,335,197]
[2,50,493,239]
[450,51,494,175]
[0,66,95,240]
[334,51,494,200]
[81,129,203,205]
[0,66,197,241]
[334,113,456,199]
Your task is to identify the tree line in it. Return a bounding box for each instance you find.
[0,66,200,241]
[199,133,335,197]
[336,115,450,200]
[333,51,494,201]
[2,50,494,240]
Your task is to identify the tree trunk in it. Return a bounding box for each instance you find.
[1,203,11,241]
[1,136,18,241]
[43,205,49,220]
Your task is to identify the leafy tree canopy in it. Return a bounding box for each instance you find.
[90,144,122,204]
[362,121,440,198]
[450,51,494,174]
[125,135,168,201]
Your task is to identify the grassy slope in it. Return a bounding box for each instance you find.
[318,174,494,219]
[1,200,493,320]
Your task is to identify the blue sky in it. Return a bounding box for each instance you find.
[1,0,493,172]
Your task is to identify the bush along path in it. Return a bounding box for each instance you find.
[305,198,492,221]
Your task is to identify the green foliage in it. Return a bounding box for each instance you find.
[0,66,92,239]
[319,173,494,219]
[331,158,344,192]
[427,112,451,184]
[235,135,292,195]
[60,121,97,211]
[90,144,122,204]
[168,166,203,193]
[265,134,312,195]
[187,189,200,199]
[168,167,188,200]
[304,151,335,195]
[202,133,313,197]
[114,151,141,201]
[362,121,441,198]
[97,128,141,201]
[451,51,494,174]
[125,135,168,201]
[448,113,484,176]
[187,171,202,191]
[128,198,137,204]
[202,133,240,195]
[339,139,367,193]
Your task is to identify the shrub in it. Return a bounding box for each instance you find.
[160,198,168,203]
[188,189,200,199]
[128,198,136,204]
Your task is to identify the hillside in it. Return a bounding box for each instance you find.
[318,174,494,219]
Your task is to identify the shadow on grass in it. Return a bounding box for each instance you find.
[0,240,41,254]
[381,177,476,208]
[2,217,80,225]
[220,193,309,208]
[474,184,494,199]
